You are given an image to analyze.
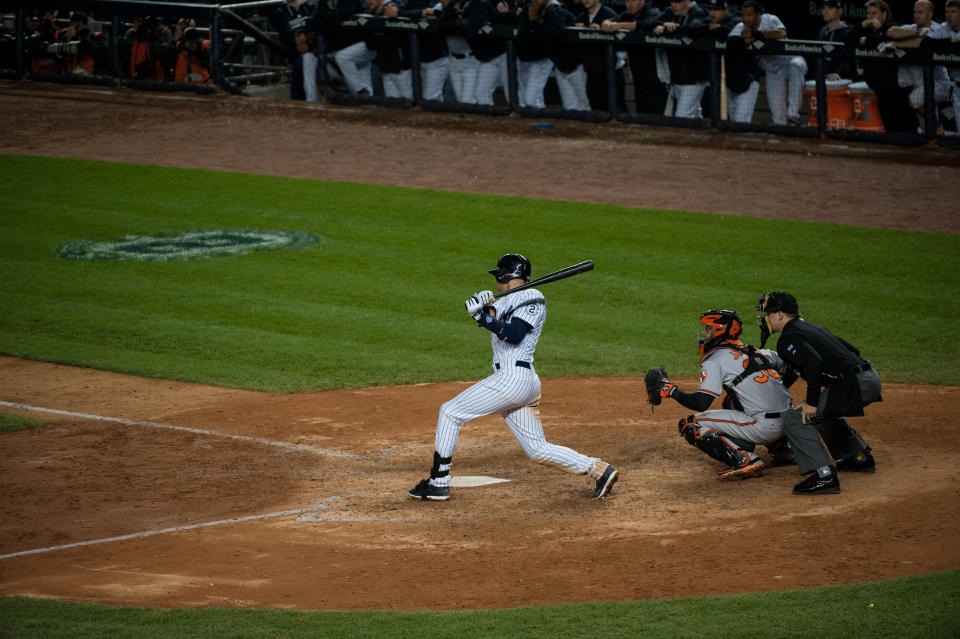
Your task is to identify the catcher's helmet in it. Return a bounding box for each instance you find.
[489,253,531,283]
[756,292,799,316]
[698,309,742,354]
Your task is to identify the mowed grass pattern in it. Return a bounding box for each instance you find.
[1,155,956,391]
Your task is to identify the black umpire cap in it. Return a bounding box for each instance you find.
[702,0,728,8]
[821,0,842,7]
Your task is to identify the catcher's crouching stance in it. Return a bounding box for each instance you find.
[645,310,795,479]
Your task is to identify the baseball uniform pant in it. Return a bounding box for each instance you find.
[449,52,480,104]
[693,409,785,447]
[783,367,880,474]
[764,56,807,124]
[334,41,375,95]
[555,65,590,111]
[303,51,319,102]
[667,82,707,119]
[420,57,450,102]
[518,58,553,109]
[475,53,510,106]
[383,69,413,100]
[431,366,596,487]
[727,81,760,123]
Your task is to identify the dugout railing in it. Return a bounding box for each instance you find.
[3,0,959,148]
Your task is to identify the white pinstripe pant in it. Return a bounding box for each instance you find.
[475,53,510,106]
[555,65,590,111]
[432,366,595,486]
[727,81,760,123]
[518,58,553,109]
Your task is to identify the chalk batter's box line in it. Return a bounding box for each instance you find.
[0,400,360,458]
[0,401,361,559]
[0,507,317,560]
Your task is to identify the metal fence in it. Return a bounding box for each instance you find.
[2,0,958,148]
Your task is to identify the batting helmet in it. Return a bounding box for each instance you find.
[698,309,743,354]
[489,254,531,283]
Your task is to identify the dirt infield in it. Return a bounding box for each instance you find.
[0,82,958,611]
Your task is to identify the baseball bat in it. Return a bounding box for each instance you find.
[492,260,594,299]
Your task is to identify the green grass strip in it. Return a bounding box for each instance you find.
[0,569,957,638]
[0,412,46,434]
[1,155,957,391]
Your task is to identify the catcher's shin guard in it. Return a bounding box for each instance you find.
[692,428,752,469]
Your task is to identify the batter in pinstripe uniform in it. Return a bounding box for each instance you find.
[409,253,619,501]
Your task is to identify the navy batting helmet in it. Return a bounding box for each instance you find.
[489,254,531,283]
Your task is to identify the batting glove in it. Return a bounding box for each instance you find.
[476,290,495,307]
[465,295,484,317]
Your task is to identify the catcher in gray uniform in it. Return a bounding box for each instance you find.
[646,309,794,479]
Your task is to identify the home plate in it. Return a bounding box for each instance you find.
[450,476,510,488]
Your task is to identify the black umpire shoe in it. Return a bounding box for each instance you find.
[592,465,619,499]
[793,466,840,495]
[836,449,876,473]
[408,479,450,501]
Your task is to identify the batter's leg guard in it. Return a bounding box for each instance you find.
[408,451,453,501]
[430,451,452,484]
[781,408,833,475]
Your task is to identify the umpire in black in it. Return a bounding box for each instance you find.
[757,292,881,495]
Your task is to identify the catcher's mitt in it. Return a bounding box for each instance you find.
[644,366,674,413]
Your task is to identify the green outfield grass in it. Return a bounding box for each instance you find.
[1,569,958,638]
[1,155,956,391]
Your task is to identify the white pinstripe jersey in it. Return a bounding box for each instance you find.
[490,288,545,367]
[698,343,792,417]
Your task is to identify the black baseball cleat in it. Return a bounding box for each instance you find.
[408,479,450,501]
[592,465,619,499]
[836,450,876,473]
[793,467,840,495]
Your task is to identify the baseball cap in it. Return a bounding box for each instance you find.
[821,0,842,7]
[702,0,728,8]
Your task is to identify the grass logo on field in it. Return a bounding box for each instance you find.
[57,228,319,262]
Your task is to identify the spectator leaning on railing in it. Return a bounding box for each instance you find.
[600,0,668,115]
[394,0,450,101]
[885,0,952,132]
[524,0,591,110]
[516,0,558,108]
[174,27,211,84]
[843,0,916,133]
[818,0,853,81]
[728,0,807,126]
[575,0,623,112]
[647,0,710,119]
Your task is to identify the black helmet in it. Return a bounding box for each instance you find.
[756,292,799,316]
[698,309,742,354]
[489,253,531,283]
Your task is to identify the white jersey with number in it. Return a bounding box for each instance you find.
[489,288,544,369]
[698,344,792,417]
